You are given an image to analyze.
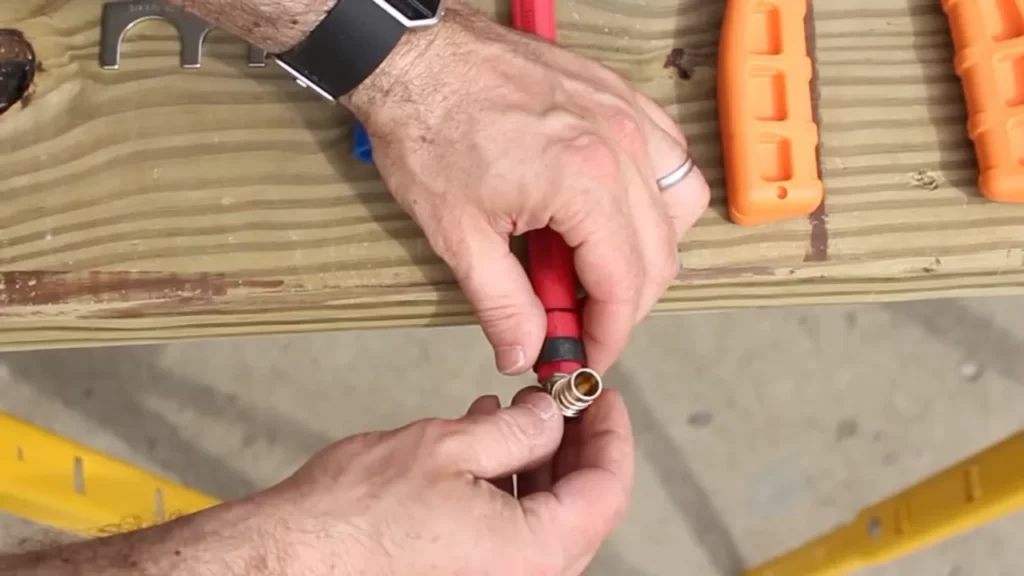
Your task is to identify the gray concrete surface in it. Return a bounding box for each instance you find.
[1,297,1023,575]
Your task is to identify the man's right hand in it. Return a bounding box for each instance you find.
[238,388,634,575]
[347,3,710,376]
[0,389,632,575]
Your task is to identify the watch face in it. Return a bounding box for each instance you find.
[392,0,441,20]
[373,0,443,26]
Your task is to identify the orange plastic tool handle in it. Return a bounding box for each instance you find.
[718,0,823,226]
[943,0,1024,203]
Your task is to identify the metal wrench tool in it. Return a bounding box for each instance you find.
[100,0,267,69]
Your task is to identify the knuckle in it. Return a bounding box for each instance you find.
[341,430,386,455]
[433,433,471,467]
[421,418,466,461]
[561,134,620,183]
[625,243,647,286]
[336,431,384,461]
[475,301,527,340]
[610,251,644,300]
[552,137,624,242]
[604,110,644,150]
[493,409,538,453]
[418,417,453,438]
[430,411,539,473]
[612,265,644,307]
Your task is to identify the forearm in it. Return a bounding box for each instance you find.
[0,502,275,575]
[166,0,334,52]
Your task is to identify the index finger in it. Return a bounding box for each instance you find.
[520,389,634,571]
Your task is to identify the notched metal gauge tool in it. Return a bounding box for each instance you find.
[100,0,267,69]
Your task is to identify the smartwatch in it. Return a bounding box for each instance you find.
[272,0,445,101]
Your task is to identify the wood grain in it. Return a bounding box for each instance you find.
[2,0,1024,350]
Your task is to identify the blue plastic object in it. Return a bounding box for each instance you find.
[352,121,374,164]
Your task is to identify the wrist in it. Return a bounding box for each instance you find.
[344,2,477,123]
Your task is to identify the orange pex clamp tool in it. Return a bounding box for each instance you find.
[942,0,1024,203]
[511,0,603,417]
[718,0,824,225]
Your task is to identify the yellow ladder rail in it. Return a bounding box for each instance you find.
[745,430,1024,576]
[0,412,220,537]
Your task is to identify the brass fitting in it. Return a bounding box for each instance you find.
[545,368,603,418]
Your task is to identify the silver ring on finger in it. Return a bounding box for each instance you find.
[656,156,695,191]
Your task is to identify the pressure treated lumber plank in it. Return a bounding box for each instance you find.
[1,0,1023,350]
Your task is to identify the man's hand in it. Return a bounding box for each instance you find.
[0,389,634,575]
[251,388,634,574]
[168,0,710,373]
[347,4,710,375]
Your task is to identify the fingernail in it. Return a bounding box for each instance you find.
[523,393,559,420]
[495,346,526,374]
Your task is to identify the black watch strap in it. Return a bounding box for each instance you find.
[274,0,406,100]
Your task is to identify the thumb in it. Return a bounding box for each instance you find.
[450,392,563,479]
[448,229,546,375]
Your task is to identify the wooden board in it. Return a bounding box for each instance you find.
[1,0,1023,351]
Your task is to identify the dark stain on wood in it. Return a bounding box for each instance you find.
[0,271,285,307]
[804,3,827,264]
[663,48,693,81]
[0,29,36,115]
[804,201,829,262]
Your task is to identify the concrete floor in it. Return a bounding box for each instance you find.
[1,297,1023,575]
